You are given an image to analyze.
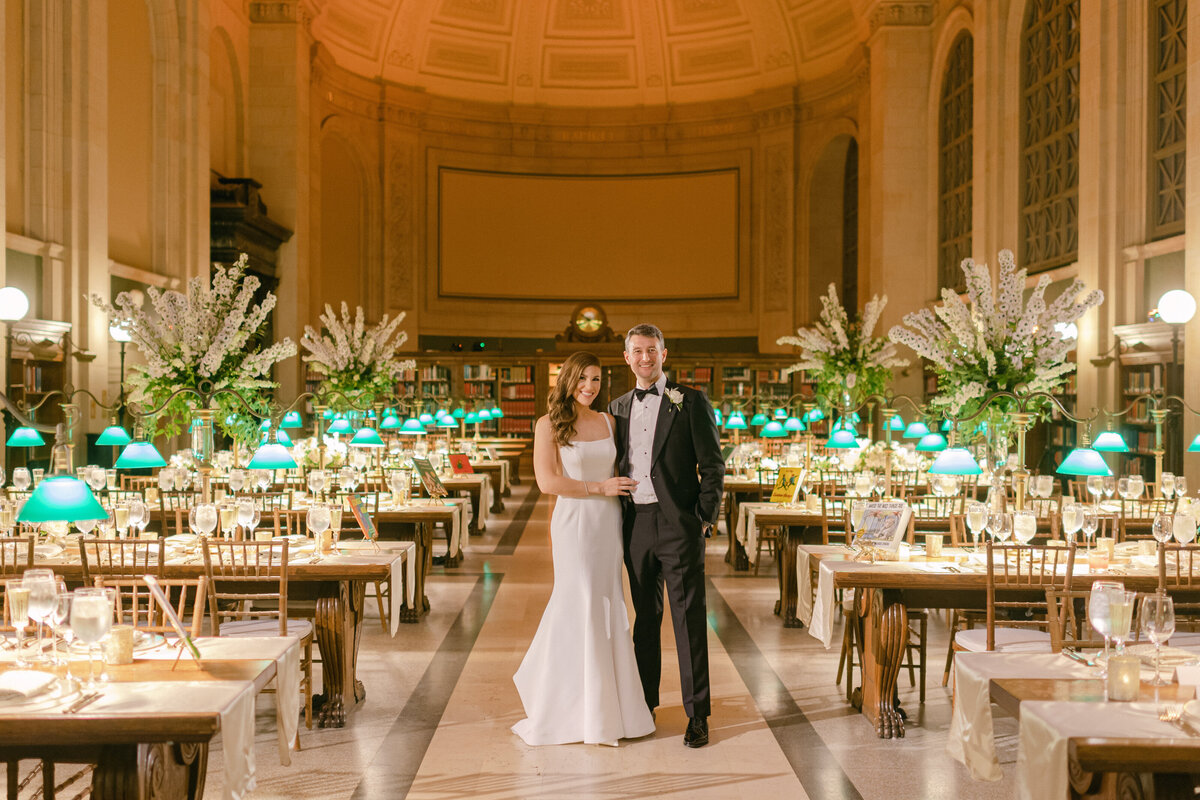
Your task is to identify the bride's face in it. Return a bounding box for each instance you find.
[573,366,602,407]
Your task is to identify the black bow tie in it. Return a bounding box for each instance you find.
[634,385,660,402]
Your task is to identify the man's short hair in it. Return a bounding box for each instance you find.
[625,323,665,351]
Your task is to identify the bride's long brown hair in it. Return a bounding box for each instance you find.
[548,351,602,447]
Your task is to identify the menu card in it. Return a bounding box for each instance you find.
[851,502,912,553]
[769,468,804,503]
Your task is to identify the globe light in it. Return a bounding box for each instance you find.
[1158,289,1197,325]
[477,408,493,421]
[435,416,456,429]
[1053,322,1079,341]
[108,323,133,343]
[0,287,29,322]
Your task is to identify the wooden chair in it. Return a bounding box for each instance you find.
[94,576,208,637]
[79,538,163,581]
[1046,588,1113,652]
[121,475,156,492]
[272,509,306,537]
[103,489,143,505]
[159,490,200,518]
[0,537,34,574]
[819,495,850,545]
[248,490,293,511]
[1157,544,1200,638]
[201,538,313,731]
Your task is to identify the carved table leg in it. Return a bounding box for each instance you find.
[92,741,208,800]
[860,588,907,739]
[778,527,802,627]
[313,579,368,727]
[399,522,431,623]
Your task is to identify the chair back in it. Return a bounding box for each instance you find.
[1046,587,1111,651]
[0,537,34,574]
[248,490,292,510]
[79,538,163,581]
[984,540,1076,651]
[159,490,200,513]
[820,495,849,545]
[94,576,207,637]
[273,509,305,537]
[201,537,293,636]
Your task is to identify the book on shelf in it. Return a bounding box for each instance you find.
[499,366,533,383]
[501,384,536,400]
[499,417,534,434]
[500,399,537,416]
[463,382,495,398]
[1125,366,1163,393]
[463,364,495,381]
[420,366,450,382]
[722,367,752,382]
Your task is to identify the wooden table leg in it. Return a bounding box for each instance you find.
[92,741,208,799]
[859,588,907,739]
[399,522,431,623]
[490,488,505,514]
[723,493,749,571]
[313,579,368,727]
[777,527,802,627]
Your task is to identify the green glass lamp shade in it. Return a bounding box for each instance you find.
[248,443,298,470]
[96,425,133,446]
[1092,431,1129,453]
[491,406,504,419]
[322,409,334,419]
[402,417,428,434]
[435,407,449,419]
[941,419,953,432]
[381,414,403,430]
[749,412,769,427]
[773,408,787,420]
[418,412,434,425]
[16,476,106,523]
[929,447,982,475]
[114,441,167,469]
[825,429,859,448]
[1189,433,1200,453]
[327,417,352,434]
[784,416,805,432]
[6,427,45,447]
[281,411,304,429]
[848,412,862,424]
[804,408,825,423]
[903,421,930,439]
[760,420,787,438]
[367,409,377,419]
[1057,447,1113,477]
[477,408,493,421]
[465,411,480,424]
[887,416,906,431]
[435,416,456,429]
[833,417,854,432]
[725,412,747,430]
[916,432,948,452]
[260,430,293,447]
[350,427,386,447]
[452,407,466,419]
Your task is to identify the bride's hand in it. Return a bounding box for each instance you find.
[595,477,637,496]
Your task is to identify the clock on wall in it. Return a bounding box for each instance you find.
[558,303,618,343]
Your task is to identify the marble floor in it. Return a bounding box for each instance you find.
[207,483,1021,799]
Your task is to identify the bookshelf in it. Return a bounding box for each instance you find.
[461,362,499,435]
[499,364,536,435]
[669,365,713,397]
[5,319,70,471]
[1113,321,1180,481]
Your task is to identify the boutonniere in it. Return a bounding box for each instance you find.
[665,387,684,412]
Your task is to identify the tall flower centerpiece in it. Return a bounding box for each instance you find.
[91,254,297,450]
[299,302,415,411]
[777,284,908,408]
[887,250,1104,420]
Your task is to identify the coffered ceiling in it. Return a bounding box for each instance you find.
[308,0,872,106]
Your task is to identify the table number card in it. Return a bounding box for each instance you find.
[770,468,804,503]
[851,501,912,554]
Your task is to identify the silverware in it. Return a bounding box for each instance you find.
[60,692,102,714]
[1063,648,1097,667]
[1159,706,1200,737]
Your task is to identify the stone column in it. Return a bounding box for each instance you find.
[757,107,796,353]
[1185,0,1200,479]
[865,1,934,398]
[248,0,312,398]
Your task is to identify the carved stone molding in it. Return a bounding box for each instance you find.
[868,2,935,35]
[249,1,299,24]
[385,143,415,313]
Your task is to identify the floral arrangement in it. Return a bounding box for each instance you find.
[300,303,415,410]
[777,284,908,406]
[888,250,1104,418]
[292,435,348,470]
[91,254,296,446]
[853,441,930,474]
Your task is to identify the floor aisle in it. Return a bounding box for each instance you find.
[209,483,1019,799]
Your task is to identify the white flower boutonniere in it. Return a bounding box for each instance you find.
[665,387,684,412]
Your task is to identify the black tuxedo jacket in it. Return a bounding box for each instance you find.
[609,381,725,535]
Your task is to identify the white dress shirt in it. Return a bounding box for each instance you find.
[628,373,667,505]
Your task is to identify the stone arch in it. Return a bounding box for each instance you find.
[209,25,245,177]
[805,133,858,322]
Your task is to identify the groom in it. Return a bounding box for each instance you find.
[610,323,724,748]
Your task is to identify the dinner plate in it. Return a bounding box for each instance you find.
[1105,644,1200,669]
[32,543,64,559]
[1183,699,1200,725]
[66,630,165,654]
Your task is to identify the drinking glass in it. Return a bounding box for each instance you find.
[1153,513,1173,544]
[1036,475,1054,499]
[986,512,1012,542]
[306,504,331,539]
[194,504,218,537]
[1173,512,1197,545]
[74,516,96,537]
[1061,503,1084,545]
[105,470,117,491]
[1088,580,1125,672]
[228,469,246,494]
[219,504,238,538]
[173,469,188,491]
[7,583,30,666]
[339,466,358,493]
[1013,509,1038,545]
[1081,506,1099,550]
[256,470,272,492]
[849,500,866,533]
[1108,589,1136,652]
[1117,477,1130,501]
[87,467,107,493]
[966,502,987,551]
[306,470,326,500]
[1086,475,1104,504]
[23,569,57,664]
[1177,476,1189,498]
[853,474,871,498]
[1102,476,1116,501]
[12,468,30,493]
[70,588,113,690]
[49,585,70,667]
[1162,472,1177,500]
[330,505,343,546]
[1129,475,1146,500]
[1140,594,1176,686]
[113,504,130,538]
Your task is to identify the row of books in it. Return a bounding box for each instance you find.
[499,366,534,383]
[14,364,51,392]
[501,384,536,399]
[500,399,537,415]
[463,365,495,381]
[1126,366,1164,393]
[462,382,495,398]
[499,417,534,434]
[673,367,713,382]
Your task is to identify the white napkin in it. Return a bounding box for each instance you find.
[274,637,300,765]
[0,670,56,701]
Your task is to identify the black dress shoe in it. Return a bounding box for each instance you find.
[683,716,708,748]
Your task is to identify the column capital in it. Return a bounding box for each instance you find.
[867,1,935,36]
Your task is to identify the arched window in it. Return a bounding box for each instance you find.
[1019,0,1080,273]
[938,33,973,292]
[1150,0,1186,240]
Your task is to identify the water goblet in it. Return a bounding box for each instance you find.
[70,588,113,690]
[1088,580,1124,674]
[1176,476,1188,498]
[1102,476,1115,501]
[1152,512,1173,545]
[1173,512,1197,545]
[228,469,246,495]
[1086,475,1104,504]
[1081,506,1099,550]
[872,473,889,499]
[1129,475,1146,500]
[86,467,107,493]
[306,504,331,540]
[1140,594,1176,686]
[237,500,260,540]
[853,474,871,498]
[194,504,218,537]
[1013,509,1038,545]
[306,470,326,501]
[1117,477,1130,502]
[1037,475,1055,499]
[23,569,57,664]
[255,469,272,492]
[1162,472,1177,500]
[12,468,31,493]
[966,502,987,551]
[1061,502,1084,545]
[986,512,1012,542]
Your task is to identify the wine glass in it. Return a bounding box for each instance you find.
[1172,512,1197,544]
[113,504,130,538]
[1102,476,1115,501]
[306,470,326,501]
[49,583,70,667]
[1081,506,1099,550]
[1037,475,1054,499]
[1013,509,1038,545]
[194,504,218,537]
[218,504,238,539]
[849,500,866,534]
[306,504,331,540]
[228,469,246,495]
[1061,502,1084,545]
[1108,589,1136,653]
[1176,476,1189,498]
[256,469,272,492]
[7,582,30,666]
[1117,477,1130,502]
[853,474,871,498]
[23,569,57,664]
[1086,475,1104,504]
[12,468,30,493]
[1088,580,1124,672]
[986,512,1012,543]
[87,467,107,493]
[330,504,343,547]
[1129,475,1146,501]
[1162,472,1177,501]
[1140,593,1176,686]
[872,473,889,499]
[966,502,987,551]
[70,588,113,690]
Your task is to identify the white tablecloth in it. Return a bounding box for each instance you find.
[947,651,1093,780]
[735,502,814,567]
[322,540,415,635]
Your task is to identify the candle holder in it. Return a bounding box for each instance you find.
[1106,653,1141,701]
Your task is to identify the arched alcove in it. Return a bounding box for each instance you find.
[318,134,366,313]
[209,26,244,177]
[807,134,855,321]
[107,0,155,268]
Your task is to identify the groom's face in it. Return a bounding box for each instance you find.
[625,334,666,387]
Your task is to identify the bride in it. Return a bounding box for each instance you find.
[512,351,656,746]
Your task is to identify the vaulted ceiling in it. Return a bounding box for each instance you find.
[309,0,871,107]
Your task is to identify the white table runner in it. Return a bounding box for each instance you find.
[322,540,415,635]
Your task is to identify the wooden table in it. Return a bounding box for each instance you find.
[470,461,508,512]
[990,677,1200,799]
[722,477,772,571]
[474,439,526,485]
[0,640,282,799]
[374,501,464,575]
[733,504,822,626]
[436,474,488,534]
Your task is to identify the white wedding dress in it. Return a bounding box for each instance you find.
[512,419,655,745]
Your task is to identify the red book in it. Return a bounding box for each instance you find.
[448,453,474,474]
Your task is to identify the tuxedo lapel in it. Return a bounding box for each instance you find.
[613,393,632,463]
[650,383,678,466]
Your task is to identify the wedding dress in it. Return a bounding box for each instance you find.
[512,417,655,745]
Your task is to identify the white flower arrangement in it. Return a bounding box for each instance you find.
[777,284,908,405]
[292,435,348,470]
[665,387,684,411]
[887,250,1104,417]
[90,254,296,444]
[300,302,415,408]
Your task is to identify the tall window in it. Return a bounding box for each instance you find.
[1019,0,1080,273]
[1150,0,1186,240]
[842,139,859,318]
[938,33,973,292]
